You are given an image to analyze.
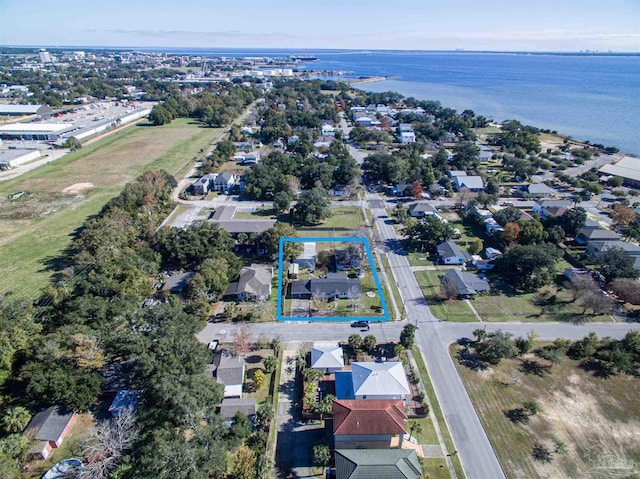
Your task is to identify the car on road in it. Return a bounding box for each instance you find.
[351,320,369,328]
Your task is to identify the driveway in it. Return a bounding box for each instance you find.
[275,346,325,478]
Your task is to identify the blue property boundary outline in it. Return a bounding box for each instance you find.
[277,237,390,322]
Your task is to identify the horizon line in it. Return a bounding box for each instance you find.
[1,44,638,55]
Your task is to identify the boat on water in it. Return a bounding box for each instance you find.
[42,458,83,479]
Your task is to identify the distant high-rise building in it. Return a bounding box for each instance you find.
[39,49,52,63]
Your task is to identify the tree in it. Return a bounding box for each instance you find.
[273,190,292,213]
[232,445,256,479]
[294,187,332,225]
[611,278,640,305]
[475,330,517,365]
[348,334,362,351]
[501,222,521,245]
[493,207,521,226]
[496,244,562,291]
[404,215,455,253]
[581,292,613,316]
[313,444,331,471]
[598,245,638,281]
[254,403,274,431]
[314,394,336,421]
[612,204,636,226]
[476,192,498,209]
[411,181,423,200]
[253,370,267,390]
[233,326,252,355]
[63,136,82,151]
[518,219,547,245]
[1,407,31,434]
[566,274,599,303]
[468,239,484,255]
[400,324,416,348]
[363,335,377,353]
[408,420,423,442]
[532,443,553,463]
[440,274,459,300]
[472,328,487,342]
[79,409,138,479]
[557,207,587,237]
[263,355,278,373]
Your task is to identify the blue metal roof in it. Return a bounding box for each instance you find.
[335,371,355,400]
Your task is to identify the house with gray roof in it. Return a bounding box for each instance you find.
[599,156,640,188]
[453,174,484,192]
[289,273,362,300]
[442,268,490,298]
[191,173,216,195]
[223,264,273,301]
[437,241,470,265]
[162,271,195,296]
[587,241,640,270]
[335,449,421,479]
[24,406,77,459]
[218,397,257,420]
[212,172,237,192]
[532,199,573,218]
[408,202,436,218]
[525,183,555,197]
[576,228,620,245]
[211,349,246,398]
[311,344,344,373]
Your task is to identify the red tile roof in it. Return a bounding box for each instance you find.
[333,399,407,435]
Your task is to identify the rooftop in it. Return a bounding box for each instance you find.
[335,449,421,479]
[333,399,407,435]
[599,156,640,182]
[24,406,75,442]
[351,362,410,397]
[311,344,345,370]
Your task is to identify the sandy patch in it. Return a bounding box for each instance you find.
[62,182,94,194]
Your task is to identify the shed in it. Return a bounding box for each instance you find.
[24,406,77,459]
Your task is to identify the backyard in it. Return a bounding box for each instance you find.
[0,119,224,298]
[451,343,640,479]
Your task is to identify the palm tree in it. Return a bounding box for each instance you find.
[2,406,31,433]
[408,420,423,442]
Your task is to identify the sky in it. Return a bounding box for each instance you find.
[1,0,639,52]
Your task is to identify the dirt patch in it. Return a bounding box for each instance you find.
[62,182,94,194]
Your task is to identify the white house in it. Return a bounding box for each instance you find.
[351,362,410,401]
[212,172,237,192]
[436,241,470,265]
[211,350,246,398]
[398,131,416,144]
[532,199,573,218]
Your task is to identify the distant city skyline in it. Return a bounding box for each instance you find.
[1,0,639,52]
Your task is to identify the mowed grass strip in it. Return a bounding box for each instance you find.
[451,344,640,479]
[0,119,224,298]
[413,348,466,479]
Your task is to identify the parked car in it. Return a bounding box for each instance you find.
[351,320,369,328]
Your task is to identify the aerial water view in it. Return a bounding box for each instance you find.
[0,1,639,478]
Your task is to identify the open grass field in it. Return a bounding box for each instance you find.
[451,344,640,479]
[296,207,366,238]
[0,119,224,298]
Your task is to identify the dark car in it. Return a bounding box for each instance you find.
[351,320,369,328]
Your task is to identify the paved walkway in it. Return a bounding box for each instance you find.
[274,345,324,479]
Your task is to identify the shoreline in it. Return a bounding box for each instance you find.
[347,76,398,86]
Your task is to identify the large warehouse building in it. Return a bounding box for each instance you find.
[0,104,52,117]
[599,156,640,188]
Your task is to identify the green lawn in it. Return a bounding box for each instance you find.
[380,254,403,320]
[411,416,439,445]
[451,343,640,479]
[414,270,478,322]
[474,271,613,323]
[296,207,366,238]
[412,348,466,479]
[407,252,434,267]
[0,119,226,298]
[421,458,451,479]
